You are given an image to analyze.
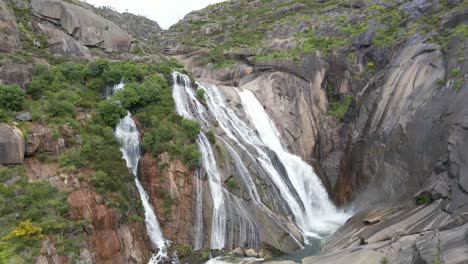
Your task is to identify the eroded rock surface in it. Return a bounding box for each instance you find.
[31,0,132,52]
[0,124,24,164]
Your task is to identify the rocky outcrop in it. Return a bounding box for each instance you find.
[31,21,90,57]
[0,61,35,88]
[68,188,151,263]
[0,124,24,164]
[31,0,132,52]
[92,6,162,40]
[25,124,66,156]
[0,0,20,52]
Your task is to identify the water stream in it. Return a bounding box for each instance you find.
[109,81,168,263]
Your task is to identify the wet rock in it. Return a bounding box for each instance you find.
[244,248,258,257]
[0,124,25,164]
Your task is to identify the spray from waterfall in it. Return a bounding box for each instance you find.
[109,81,168,263]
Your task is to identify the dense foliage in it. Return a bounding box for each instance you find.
[0,165,86,263]
[0,56,199,261]
[0,84,25,111]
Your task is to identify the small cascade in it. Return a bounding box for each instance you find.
[108,82,168,263]
[194,169,204,250]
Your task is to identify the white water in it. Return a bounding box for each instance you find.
[238,89,349,237]
[199,82,348,239]
[172,72,227,249]
[110,82,167,263]
[172,71,348,252]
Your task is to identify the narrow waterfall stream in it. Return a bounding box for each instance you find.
[109,82,168,263]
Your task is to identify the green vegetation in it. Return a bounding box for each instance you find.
[380,256,389,264]
[226,177,239,191]
[0,165,85,263]
[0,84,25,111]
[200,249,211,260]
[206,130,216,144]
[176,244,195,259]
[328,96,353,118]
[452,78,463,92]
[415,192,433,205]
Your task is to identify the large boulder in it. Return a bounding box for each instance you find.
[0,0,20,52]
[0,61,35,88]
[0,124,25,164]
[31,22,90,57]
[31,0,132,52]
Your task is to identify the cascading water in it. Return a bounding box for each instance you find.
[198,82,348,240]
[237,89,349,238]
[109,81,167,263]
[171,71,348,255]
[172,72,259,250]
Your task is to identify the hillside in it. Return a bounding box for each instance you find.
[0,0,467,263]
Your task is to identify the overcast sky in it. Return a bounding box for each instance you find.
[83,0,225,29]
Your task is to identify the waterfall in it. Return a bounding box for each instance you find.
[199,82,348,239]
[171,71,348,252]
[172,72,261,249]
[237,89,349,237]
[109,81,167,263]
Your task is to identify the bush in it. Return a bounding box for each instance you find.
[0,84,25,111]
[176,244,195,259]
[45,99,75,118]
[415,192,432,205]
[196,89,205,101]
[114,85,141,109]
[181,118,201,142]
[97,100,126,127]
[90,170,122,193]
[206,130,216,144]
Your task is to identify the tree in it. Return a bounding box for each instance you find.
[97,100,126,127]
[0,84,25,111]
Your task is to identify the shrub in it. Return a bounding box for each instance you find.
[45,99,75,118]
[182,145,200,168]
[415,192,432,205]
[0,84,25,111]
[226,178,239,190]
[97,100,126,127]
[114,85,141,109]
[58,148,85,168]
[90,170,122,193]
[176,244,195,259]
[206,130,216,144]
[196,89,205,101]
[3,220,43,241]
[181,118,201,142]
[328,96,353,118]
[200,249,210,260]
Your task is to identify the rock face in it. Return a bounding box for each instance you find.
[0,124,24,164]
[139,152,195,245]
[0,61,35,88]
[0,0,20,52]
[31,22,90,57]
[68,188,151,263]
[31,0,132,52]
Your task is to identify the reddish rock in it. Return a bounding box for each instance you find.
[139,152,195,244]
[67,188,151,263]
